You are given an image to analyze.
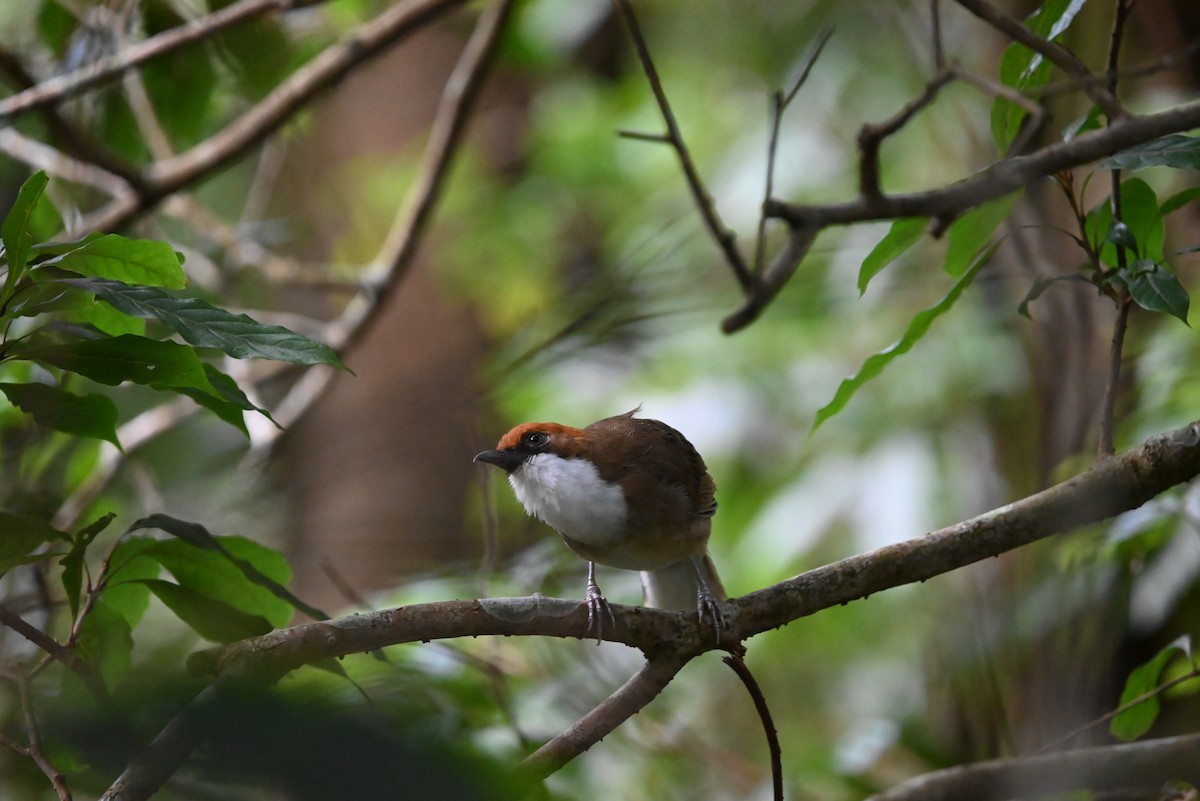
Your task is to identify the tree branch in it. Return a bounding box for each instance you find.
[521,653,687,779]
[867,732,1200,801]
[0,0,318,125]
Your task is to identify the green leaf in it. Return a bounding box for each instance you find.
[15,333,215,392]
[62,277,347,368]
[1085,179,1165,265]
[2,171,50,302]
[60,513,117,618]
[1111,636,1192,741]
[1017,273,1092,318]
[1124,261,1190,324]
[129,514,325,623]
[858,217,927,294]
[814,244,995,432]
[176,364,278,436]
[944,193,1018,277]
[102,538,163,631]
[1099,135,1200,171]
[142,0,218,143]
[990,0,1089,151]
[1159,186,1200,218]
[46,234,186,289]
[135,578,274,642]
[0,382,120,446]
[142,539,294,628]
[0,511,70,572]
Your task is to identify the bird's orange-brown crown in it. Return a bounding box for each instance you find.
[495,421,588,457]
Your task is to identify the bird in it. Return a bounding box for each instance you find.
[474,408,725,641]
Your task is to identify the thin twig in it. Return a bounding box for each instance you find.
[1097,0,1135,459]
[0,669,73,801]
[611,0,753,289]
[724,653,783,801]
[0,603,110,706]
[756,28,833,274]
[858,68,955,200]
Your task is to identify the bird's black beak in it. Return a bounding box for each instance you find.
[474,449,525,473]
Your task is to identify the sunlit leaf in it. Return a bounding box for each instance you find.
[46,234,186,289]
[858,217,927,294]
[0,381,120,446]
[814,244,995,432]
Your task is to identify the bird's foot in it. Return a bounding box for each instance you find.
[697,587,726,642]
[585,580,615,644]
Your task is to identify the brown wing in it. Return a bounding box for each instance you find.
[585,410,717,523]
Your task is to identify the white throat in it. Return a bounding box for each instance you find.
[508,453,627,548]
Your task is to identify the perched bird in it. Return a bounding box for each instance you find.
[474,408,725,640]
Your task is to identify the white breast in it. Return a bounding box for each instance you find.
[508,453,627,548]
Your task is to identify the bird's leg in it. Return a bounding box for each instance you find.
[691,555,725,641]
[585,561,615,644]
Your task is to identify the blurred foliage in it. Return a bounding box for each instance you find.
[1,0,1200,799]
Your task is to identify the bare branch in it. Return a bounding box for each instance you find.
[0,669,73,801]
[612,0,753,290]
[724,654,782,801]
[521,653,687,779]
[866,732,1200,801]
[0,603,110,707]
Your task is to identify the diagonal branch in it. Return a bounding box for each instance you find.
[867,732,1200,801]
[0,0,319,125]
[521,653,688,779]
[612,0,753,289]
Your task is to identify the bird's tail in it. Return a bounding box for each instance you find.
[641,552,726,612]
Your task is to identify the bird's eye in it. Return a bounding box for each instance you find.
[523,431,548,448]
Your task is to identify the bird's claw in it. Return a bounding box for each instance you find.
[585,583,616,645]
[697,588,726,642]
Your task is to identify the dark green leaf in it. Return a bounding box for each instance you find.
[1111,636,1192,741]
[60,513,117,618]
[136,579,273,642]
[858,217,927,294]
[1124,261,1190,324]
[944,194,1018,277]
[1100,135,1200,171]
[102,538,163,631]
[14,333,215,392]
[62,277,346,368]
[130,514,325,623]
[1085,179,1164,265]
[46,234,186,289]
[75,598,133,687]
[0,382,120,446]
[142,539,293,628]
[2,171,50,300]
[177,364,278,436]
[1017,273,1092,318]
[0,511,70,572]
[814,244,995,432]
